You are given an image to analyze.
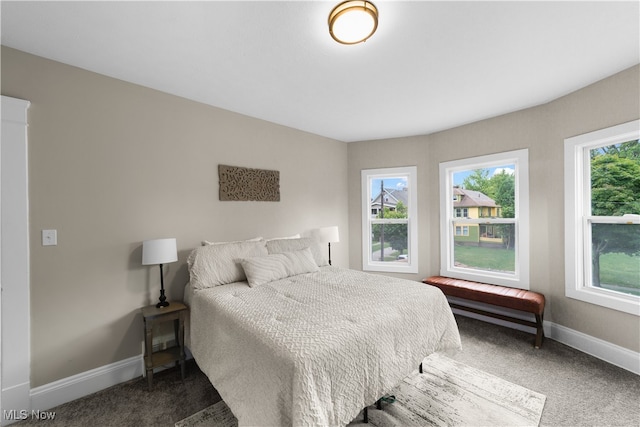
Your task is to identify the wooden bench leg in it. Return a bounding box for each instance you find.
[534,314,544,348]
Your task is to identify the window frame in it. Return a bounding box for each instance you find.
[361,166,418,273]
[439,149,530,289]
[564,120,640,316]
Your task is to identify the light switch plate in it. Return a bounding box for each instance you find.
[42,229,57,246]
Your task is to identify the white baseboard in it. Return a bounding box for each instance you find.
[26,317,638,413]
[546,321,640,375]
[448,296,539,334]
[30,355,143,412]
[29,348,194,412]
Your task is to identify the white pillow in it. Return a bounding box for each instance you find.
[201,237,263,246]
[265,234,300,241]
[239,248,319,287]
[266,237,328,267]
[188,240,268,289]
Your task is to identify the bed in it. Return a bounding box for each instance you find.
[184,237,461,426]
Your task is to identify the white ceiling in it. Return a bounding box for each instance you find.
[1,1,638,142]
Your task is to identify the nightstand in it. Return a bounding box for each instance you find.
[141,302,187,390]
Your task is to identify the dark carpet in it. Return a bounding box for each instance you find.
[16,315,640,426]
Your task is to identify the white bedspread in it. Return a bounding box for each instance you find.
[187,267,461,427]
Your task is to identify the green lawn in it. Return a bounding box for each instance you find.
[371,242,404,261]
[454,245,515,273]
[599,253,640,296]
[454,245,639,296]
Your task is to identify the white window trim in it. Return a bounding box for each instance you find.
[361,166,418,273]
[439,149,530,289]
[564,120,640,316]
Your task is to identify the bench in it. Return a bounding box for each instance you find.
[422,276,546,348]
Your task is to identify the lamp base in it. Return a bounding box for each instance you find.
[156,287,170,308]
[156,263,170,308]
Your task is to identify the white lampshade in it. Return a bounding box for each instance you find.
[142,238,178,265]
[315,226,340,243]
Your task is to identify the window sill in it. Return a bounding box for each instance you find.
[441,268,529,290]
[566,285,640,316]
[365,263,418,274]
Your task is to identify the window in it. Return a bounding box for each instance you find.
[455,208,468,218]
[455,226,469,236]
[362,166,418,273]
[439,149,530,289]
[564,120,640,316]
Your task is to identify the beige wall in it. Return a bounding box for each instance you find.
[1,47,349,387]
[2,44,638,387]
[348,65,640,353]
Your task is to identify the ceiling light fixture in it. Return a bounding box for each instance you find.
[328,1,378,45]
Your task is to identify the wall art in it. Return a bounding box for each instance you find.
[218,164,280,201]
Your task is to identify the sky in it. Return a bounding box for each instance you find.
[371,177,407,199]
[370,164,515,199]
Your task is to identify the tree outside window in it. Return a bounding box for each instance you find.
[588,140,640,295]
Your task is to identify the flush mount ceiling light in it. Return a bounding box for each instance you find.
[328,1,378,45]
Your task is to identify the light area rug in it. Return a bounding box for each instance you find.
[175,353,546,427]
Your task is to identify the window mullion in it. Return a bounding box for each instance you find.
[587,215,640,224]
[450,218,517,225]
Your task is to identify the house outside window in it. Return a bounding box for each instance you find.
[439,149,530,289]
[564,120,640,316]
[362,166,418,273]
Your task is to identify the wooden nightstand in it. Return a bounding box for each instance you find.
[141,302,187,390]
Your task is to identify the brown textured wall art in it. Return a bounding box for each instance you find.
[218,164,280,201]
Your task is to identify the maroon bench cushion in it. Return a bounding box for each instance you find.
[423,276,545,315]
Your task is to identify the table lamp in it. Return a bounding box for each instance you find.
[315,226,340,266]
[142,238,178,308]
